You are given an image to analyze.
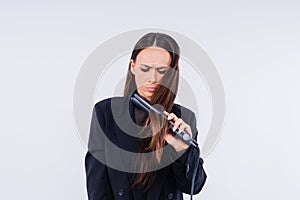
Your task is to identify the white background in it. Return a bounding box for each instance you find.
[1,0,299,199]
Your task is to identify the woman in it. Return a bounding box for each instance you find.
[85,32,207,200]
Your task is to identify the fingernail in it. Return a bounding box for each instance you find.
[172,126,176,132]
[167,116,171,120]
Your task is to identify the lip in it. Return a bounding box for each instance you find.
[145,86,157,92]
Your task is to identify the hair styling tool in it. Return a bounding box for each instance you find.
[130,93,198,148]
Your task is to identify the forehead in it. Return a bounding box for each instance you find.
[136,47,171,66]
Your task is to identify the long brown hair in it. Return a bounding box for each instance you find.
[123,32,180,191]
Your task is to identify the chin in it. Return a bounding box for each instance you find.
[138,90,154,101]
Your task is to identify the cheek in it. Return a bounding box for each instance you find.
[134,73,147,86]
[157,74,164,82]
[134,71,149,84]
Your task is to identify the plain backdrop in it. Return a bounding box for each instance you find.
[1,0,299,199]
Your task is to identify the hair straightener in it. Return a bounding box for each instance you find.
[130,93,198,148]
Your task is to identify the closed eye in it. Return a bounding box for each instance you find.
[157,67,169,75]
[140,66,150,72]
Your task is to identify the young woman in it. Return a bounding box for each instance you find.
[85,32,207,200]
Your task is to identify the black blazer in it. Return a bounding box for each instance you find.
[85,96,207,200]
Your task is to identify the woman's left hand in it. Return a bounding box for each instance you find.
[163,111,192,152]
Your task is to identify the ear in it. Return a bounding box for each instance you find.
[130,59,135,75]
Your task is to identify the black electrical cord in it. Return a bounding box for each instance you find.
[189,147,200,200]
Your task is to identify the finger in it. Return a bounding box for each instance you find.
[163,111,171,120]
[177,123,187,134]
[185,126,192,135]
[172,118,183,132]
[163,111,169,116]
[167,112,178,121]
[177,124,192,136]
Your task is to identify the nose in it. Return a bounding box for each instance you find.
[149,68,158,83]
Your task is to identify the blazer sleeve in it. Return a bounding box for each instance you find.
[171,111,207,194]
[85,106,113,200]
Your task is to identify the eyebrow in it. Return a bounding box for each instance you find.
[140,64,169,69]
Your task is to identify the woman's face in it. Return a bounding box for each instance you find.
[130,46,172,101]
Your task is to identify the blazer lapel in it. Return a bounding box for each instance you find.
[114,96,140,151]
[112,96,142,171]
